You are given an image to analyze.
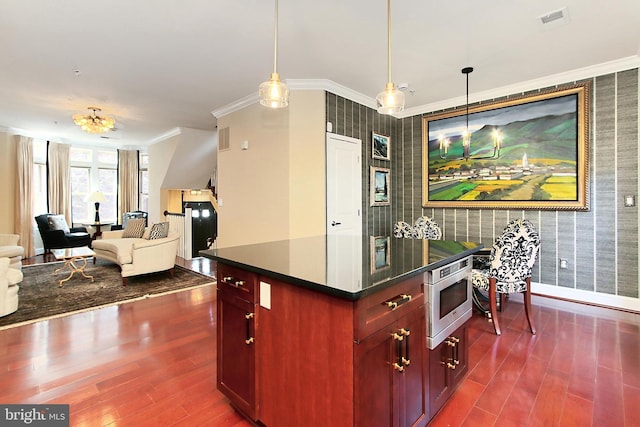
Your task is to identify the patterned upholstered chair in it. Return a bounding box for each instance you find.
[393,221,418,238]
[470,219,540,336]
[413,216,442,240]
[394,217,442,240]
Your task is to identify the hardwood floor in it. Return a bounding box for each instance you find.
[4,256,640,426]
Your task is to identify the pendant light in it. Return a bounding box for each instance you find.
[259,0,289,108]
[376,0,404,115]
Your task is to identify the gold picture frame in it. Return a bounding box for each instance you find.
[370,166,391,206]
[422,82,590,210]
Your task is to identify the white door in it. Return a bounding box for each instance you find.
[326,132,362,236]
[326,132,362,290]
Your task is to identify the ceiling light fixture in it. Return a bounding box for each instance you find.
[438,67,503,161]
[258,0,289,108]
[376,0,404,115]
[73,107,115,134]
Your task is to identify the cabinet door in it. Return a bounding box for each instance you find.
[428,324,468,419]
[217,288,257,420]
[398,309,428,427]
[355,308,427,427]
[449,325,468,386]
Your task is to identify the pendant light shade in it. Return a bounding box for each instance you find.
[376,0,404,115]
[259,0,289,108]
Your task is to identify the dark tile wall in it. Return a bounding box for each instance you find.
[326,68,639,300]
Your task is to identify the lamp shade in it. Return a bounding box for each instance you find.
[86,191,106,203]
[259,72,289,108]
[376,82,405,115]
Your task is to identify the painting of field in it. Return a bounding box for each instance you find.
[422,83,589,210]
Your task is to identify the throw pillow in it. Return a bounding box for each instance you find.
[48,215,70,234]
[122,218,146,238]
[147,222,170,240]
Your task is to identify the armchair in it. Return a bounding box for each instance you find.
[1,257,22,317]
[110,211,148,231]
[0,234,24,270]
[470,219,541,336]
[35,214,92,255]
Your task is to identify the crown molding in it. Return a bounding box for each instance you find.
[398,55,640,118]
[211,79,377,119]
[211,56,639,120]
[149,127,182,145]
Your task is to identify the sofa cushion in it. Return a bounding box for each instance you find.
[122,218,146,238]
[147,222,169,240]
[0,245,24,258]
[48,215,70,233]
[92,239,136,264]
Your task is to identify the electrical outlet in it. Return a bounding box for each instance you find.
[559,258,568,269]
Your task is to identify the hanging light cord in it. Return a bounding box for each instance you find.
[466,71,469,131]
[386,0,392,83]
[273,0,279,74]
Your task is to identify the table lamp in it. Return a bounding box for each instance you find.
[86,191,106,223]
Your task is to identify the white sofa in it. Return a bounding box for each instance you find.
[92,229,180,285]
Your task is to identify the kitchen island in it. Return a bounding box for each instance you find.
[201,235,483,427]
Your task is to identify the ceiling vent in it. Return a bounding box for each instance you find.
[539,7,570,28]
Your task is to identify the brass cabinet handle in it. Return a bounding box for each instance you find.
[222,276,245,288]
[385,294,412,311]
[401,328,411,366]
[245,312,255,345]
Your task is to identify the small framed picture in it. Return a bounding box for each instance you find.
[371,236,391,272]
[372,132,390,161]
[370,167,391,206]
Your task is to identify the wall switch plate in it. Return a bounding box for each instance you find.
[560,258,568,269]
[260,281,271,310]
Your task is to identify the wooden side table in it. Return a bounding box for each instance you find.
[83,222,113,240]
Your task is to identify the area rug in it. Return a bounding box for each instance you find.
[0,259,215,330]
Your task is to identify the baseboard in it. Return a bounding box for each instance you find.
[507,290,640,324]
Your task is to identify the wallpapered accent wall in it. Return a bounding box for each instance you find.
[326,68,639,302]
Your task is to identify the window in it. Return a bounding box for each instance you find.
[32,140,47,217]
[139,152,149,212]
[70,146,118,223]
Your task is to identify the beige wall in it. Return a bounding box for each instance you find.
[0,132,17,233]
[288,90,326,239]
[216,91,326,248]
[148,133,179,224]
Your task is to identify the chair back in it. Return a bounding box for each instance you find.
[35,214,50,233]
[414,216,442,240]
[393,221,417,238]
[122,211,148,228]
[490,219,540,292]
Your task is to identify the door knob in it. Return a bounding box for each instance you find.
[331,221,342,226]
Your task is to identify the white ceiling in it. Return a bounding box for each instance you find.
[0,0,638,147]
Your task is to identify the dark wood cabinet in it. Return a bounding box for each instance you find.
[216,264,258,421]
[428,324,468,418]
[215,260,473,427]
[355,306,428,427]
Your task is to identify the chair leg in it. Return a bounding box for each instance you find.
[524,277,536,335]
[489,278,501,336]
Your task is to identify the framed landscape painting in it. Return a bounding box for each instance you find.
[422,82,590,210]
[372,132,390,161]
[370,235,391,273]
[370,166,390,206]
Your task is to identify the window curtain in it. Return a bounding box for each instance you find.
[47,142,72,225]
[15,135,35,257]
[118,149,139,221]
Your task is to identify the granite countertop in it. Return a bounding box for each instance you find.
[200,235,483,300]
